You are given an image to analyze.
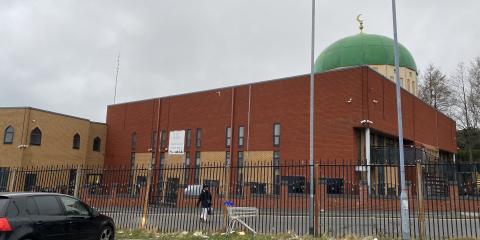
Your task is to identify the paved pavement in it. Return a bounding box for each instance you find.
[97,207,480,239]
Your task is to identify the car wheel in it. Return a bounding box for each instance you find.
[99,226,114,240]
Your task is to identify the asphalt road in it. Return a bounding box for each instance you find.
[98,207,480,239]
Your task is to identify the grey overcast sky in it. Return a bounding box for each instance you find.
[1,0,479,122]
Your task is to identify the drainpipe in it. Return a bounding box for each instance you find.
[361,120,373,195]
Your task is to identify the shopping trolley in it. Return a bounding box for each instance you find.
[224,201,259,235]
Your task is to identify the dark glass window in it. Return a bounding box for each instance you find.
[93,137,101,152]
[226,127,232,147]
[194,152,201,184]
[151,131,157,152]
[250,182,267,195]
[195,129,202,147]
[130,152,136,168]
[3,126,14,144]
[236,151,244,195]
[26,197,38,215]
[30,127,42,146]
[238,126,244,147]
[160,131,167,147]
[282,176,306,194]
[185,129,192,148]
[34,196,63,215]
[225,151,231,166]
[72,133,80,149]
[324,178,344,194]
[131,132,137,151]
[59,196,89,216]
[273,123,280,146]
[273,151,281,194]
[184,152,190,184]
[6,200,19,217]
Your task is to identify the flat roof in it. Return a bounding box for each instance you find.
[0,107,105,125]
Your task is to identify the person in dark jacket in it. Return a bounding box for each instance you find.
[197,184,212,222]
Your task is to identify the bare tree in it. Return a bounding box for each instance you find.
[450,61,479,161]
[418,64,453,114]
[468,57,480,129]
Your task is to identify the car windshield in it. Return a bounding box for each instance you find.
[0,197,10,216]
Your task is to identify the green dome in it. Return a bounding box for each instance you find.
[314,33,417,73]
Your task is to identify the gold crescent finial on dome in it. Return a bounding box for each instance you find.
[356,14,364,33]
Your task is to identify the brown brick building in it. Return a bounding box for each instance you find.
[105,32,456,197]
[0,107,106,191]
[105,66,456,194]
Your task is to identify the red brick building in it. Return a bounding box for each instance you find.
[105,33,456,196]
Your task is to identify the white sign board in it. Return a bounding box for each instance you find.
[168,130,185,154]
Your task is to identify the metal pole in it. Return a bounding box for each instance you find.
[365,127,372,194]
[309,0,316,236]
[391,0,410,239]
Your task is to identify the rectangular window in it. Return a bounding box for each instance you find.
[131,133,137,152]
[225,151,231,166]
[184,152,190,185]
[226,127,232,147]
[185,129,192,148]
[273,151,280,195]
[151,131,157,151]
[282,176,306,194]
[130,152,136,168]
[238,126,244,147]
[194,151,201,184]
[160,131,167,147]
[273,123,280,146]
[236,151,244,196]
[158,152,166,190]
[196,128,202,147]
[323,178,344,195]
[250,182,267,195]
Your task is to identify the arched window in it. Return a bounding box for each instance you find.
[30,127,42,146]
[72,133,81,149]
[3,126,14,144]
[93,137,101,152]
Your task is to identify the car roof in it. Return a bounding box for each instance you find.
[0,192,73,198]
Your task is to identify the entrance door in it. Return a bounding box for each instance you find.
[24,173,37,191]
[68,169,77,195]
[165,178,179,205]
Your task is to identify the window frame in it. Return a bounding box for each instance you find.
[131,132,137,152]
[29,127,42,146]
[72,133,81,150]
[59,196,90,216]
[238,126,244,147]
[195,128,202,148]
[194,151,201,184]
[225,127,232,148]
[273,123,280,147]
[160,130,167,148]
[33,195,64,216]
[185,129,192,148]
[92,137,101,152]
[3,126,14,144]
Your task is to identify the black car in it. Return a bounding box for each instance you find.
[0,192,114,240]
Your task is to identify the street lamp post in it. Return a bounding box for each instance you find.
[309,0,316,236]
[391,0,410,239]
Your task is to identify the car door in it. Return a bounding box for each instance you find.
[30,195,67,240]
[59,196,97,240]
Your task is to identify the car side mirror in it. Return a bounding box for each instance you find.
[90,207,100,217]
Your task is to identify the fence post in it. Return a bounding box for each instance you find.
[74,165,82,198]
[416,161,425,240]
[140,166,153,228]
[8,168,17,192]
[314,164,321,236]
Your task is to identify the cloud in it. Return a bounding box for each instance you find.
[1,0,479,122]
